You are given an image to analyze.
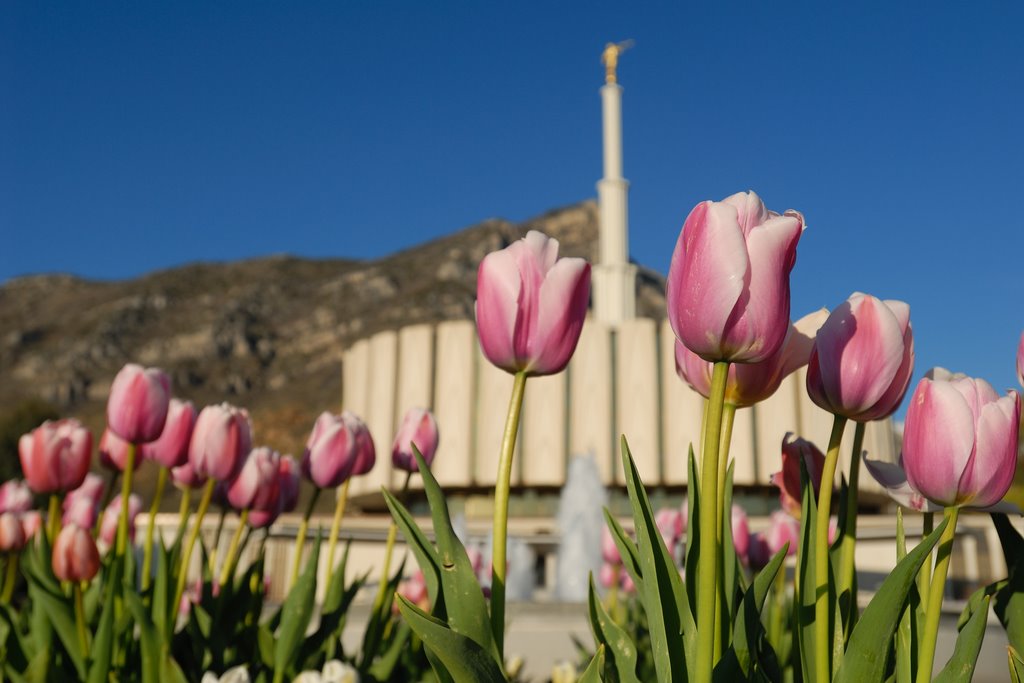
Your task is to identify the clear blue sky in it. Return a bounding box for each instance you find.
[2,2,1022,396]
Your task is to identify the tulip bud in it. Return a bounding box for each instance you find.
[806,293,914,421]
[343,411,376,477]
[903,371,1020,508]
[770,434,826,517]
[20,511,42,541]
[227,447,281,512]
[0,480,33,514]
[0,512,27,553]
[99,493,142,547]
[667,191,804,363]
[141,398,197,469]
[107,363,171,443]
[598,562,620,589]
[63,473,104,515]
[654,507,684,550]
[475,229,592,377]
[276,456,300,513]
[98,428,141,472]
[172,461,206,490]
[601,525,620,564]
[1017,332,1023,389]
[302,412,357,489]
[392,408,440,472]
[52,523,100,582]
[749,511,800,570]
[675,309,829,406]
[19,419,92,494]
[731,505,750,563]
[189,403,253,482]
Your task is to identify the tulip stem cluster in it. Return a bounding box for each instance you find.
[289,489,322,590]
[115,443,137,558]
[219,508,249,587]
[325,479,351,573]
[46,494,60,544]
[173,478,217,619]
[1,556,17,604]
[142,466,169,591]
[73,582,88,653]
[695,361,730,683]
[916,506,960,683]
[174,487,192,546]
[490,370,527,660]
[814,415,847,683]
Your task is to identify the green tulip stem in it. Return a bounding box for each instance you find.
[917,506,959,683]
[325,478,352,572]
[172,478,217,621]
[115,443,137,559]
[713,401,737,662]
[814,415,848,683]
[288,488,322,591]
[73,582,88,653]
[695,361,730,683]
[141,466,168,591]
[173,487,193,547]
[1,554,18,604]
[218,508,249,587]
[491,370,528,660]
[208,506,227,573]
[917,512,935,614]
[47,494,61,544]
[837,421,865,640]
[372,472,413,613]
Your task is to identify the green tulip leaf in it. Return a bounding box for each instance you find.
[933,595,990,682]
[603,509,643,593]
[85,567,118,683]
[717,544,787,681]
[835,518,949,683]
[620,436,690,682]
[382,488,443,613]
[685,444,700,621]
[1008,645,1024,683]
[396,596,507,683]
[990,513,1024,653]
[587,574,641,683]
[796,452,821,680]
[578,644,606,683]
[26,582,85,680]
[273,533,321,680]
[124,586,162,683]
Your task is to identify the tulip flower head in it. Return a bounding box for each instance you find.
[675,309,828,406]
[903,370,1020,508]
[99,428,141,472]
[0,512,27,553]
[302,412,357,489]
[1017,332,1023,388]
[770,433,826,517]
[343,411,376,477]
[731,505,750,563]
[475,230,591,377]
[19,419,92,494]
[64,473,106,528]
[189,403,253,482]
[52,523,100,582]
[276,456,301,513]
[0,480,33,514]
[667,191,804,363]
[392,408,440,472]
[227,447,281,512]
[20,512,42,541]
[141,398,197,469]
[863,449,942,513]
[172,461,206,490]
[601,525,620,565]
[107,363,171,443]
[752,511,800,569]
[654,507,684,551]
[99,493,142,547]
[806,293,914,421]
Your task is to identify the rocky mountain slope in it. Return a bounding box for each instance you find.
[0,201,667,463]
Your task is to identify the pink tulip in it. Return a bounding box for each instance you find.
[64,473,104,513]
[770,434,826,517]
[189,403,253,482]
[98,428,141,472]
[141,398,197,469]
[171,460,206,489]
[247,508,277,529]
[227,447,281,512]
[732,505,750,562]
[806,293,914,421]
[344,411,376,476]
[302,412,357,489]
[620,572,636,595]
[675,309,828,407]
[0,480,33,514]
[399,570,429,609]
[392,408,440,472]
[276,456,300,513]
[466,545,484,576]
[599,562,621,589]
[107,363,171,443]
[903,371,1020,508]
[752,511,800,568]
[0,512,27,553]
[654,507,684,549]
[1017,332,1023,388]
[99,493,142,547]
[475,230,591,376]
[667,191,804,363]
[20,511,42,541]
[52,523,100,582]
[19,419,92,494]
